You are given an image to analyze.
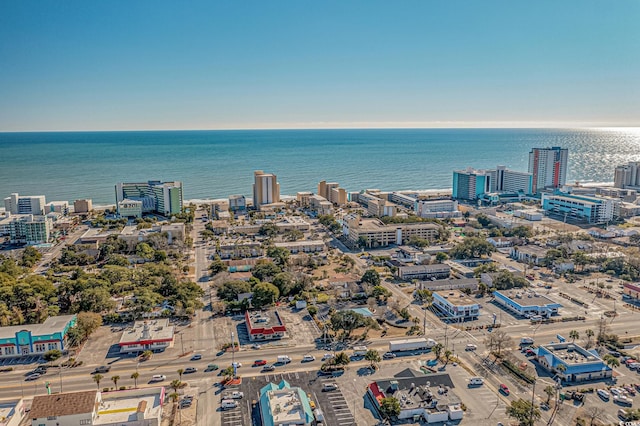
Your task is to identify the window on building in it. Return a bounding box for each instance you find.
[47,343,57,351]
[35,343,46,352]
[4,347,15,355]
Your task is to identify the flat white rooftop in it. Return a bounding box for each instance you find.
[269,389,306,424]
[95,388,163,425]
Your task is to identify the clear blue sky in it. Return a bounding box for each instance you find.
[0,0,638,131]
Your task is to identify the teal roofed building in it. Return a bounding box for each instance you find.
[259,380,314,426]
[0,314,76,358]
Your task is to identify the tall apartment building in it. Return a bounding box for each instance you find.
[541,192,617,224]
[452,168,491,200]
[490,165,533,194]
[317,180,347,205]
[73,199,93,214]
[614,161,640,189]
[3,193,46,215]
[528,147,568,193]
[115,181,183,216]
[0,214,52,244]
[252,170,280,210]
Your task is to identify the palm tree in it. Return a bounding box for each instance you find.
[130,372,140,388]
[544,385,555,404]
[111,375,120,389]
[555,363,567,381]
[221,366,234,381]
[334,352,351,367]
[603,354,621,369]
[177,368,184,381]
[170,379,185,393]
[364,349,381,370]
[584,329,595,349]
[432,343,443,361]
[93,373,103,389]
[443,349,453,366]
[569,330,579,342]
[168,392,179,403]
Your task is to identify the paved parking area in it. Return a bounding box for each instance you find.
[220,402,245,426]
[236,371,356,426]
[278,309,320,346]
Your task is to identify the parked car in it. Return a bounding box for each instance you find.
[253,360,267,366]
[614,395,634,406]
[322,383,338,392]
[597,389,611,400]
[251,344,261,350]
[190,354,202,361]
[611,388,624,396]
[322,353,335,361]
[228,391,244,399]
[499,384,510,395]
[184,367,197,374]
[383,352,396,359]
[221,400,238,410]
[468,377,484,386]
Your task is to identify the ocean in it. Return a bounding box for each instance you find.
[0,128,639,205]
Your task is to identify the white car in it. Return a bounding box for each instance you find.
[465,344,477,351]
[302,355,316,362]
[251,344,261,349]
[151,375,166,382]
[228,391,244,399]
[231,362,242,368]
[614,395,633,406]
[382,352,396,359]
[611,388,624,396]
[597,389,611,400]
[322,353,335,361]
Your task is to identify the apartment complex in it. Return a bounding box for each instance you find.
[528,147,568,193]
[614,161,640,189]
[228,194,247,213]
[253,170,280,210]
[415,199,461,219]
[317,180,347,205]
[3,193,46,215]
[115,181,183,217]
[0,214,53,244]
[541,192,617,224]
[343,214,440,248]
[452,166,533,201]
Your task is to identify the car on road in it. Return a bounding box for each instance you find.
[597,389,610,400]
[383,352,396,359]
[322,353,335,361]
[93,365,111,374]
[184,367,197,374]
[25,373,41,381]
[151,375,166,382]
[251,344,261,349]
[206,364,219,372]
[253,360,267,366]
[499,384,510,395]
[31,367,47,375]
[302,355,316,362]
[465,344,477,351]
[231,362,242,368]
[261,365,276,372]
[190,354,202,361]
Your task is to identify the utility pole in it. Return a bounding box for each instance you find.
[231,331,235,377]
[529,379,536,426]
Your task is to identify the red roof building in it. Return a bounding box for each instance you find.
[245,310,287,341]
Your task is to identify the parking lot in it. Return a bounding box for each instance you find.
[232,370,356,426]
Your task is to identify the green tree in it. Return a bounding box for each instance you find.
[379,397,401,420]
[476,214,492,227]
[217,280,252,302]
[266,246,290,267]
[20,246,42,268]
[131,371,140,388]
[209,257,227,275]
[364,349,381,370]
[432,343,443,360]
[435,252,449,262]
[603,354,620,368]
[251,282,280,308]
[450,237,495,259]
[177,368,184,381]
[222,366,234,380]
[334,352,351,367]
[584,329,595,349]
[272,272,295,297]
[93,373,103,389]
[307,305,318,317]
[371,285,391,301]
[569,330,579,342]
[506,398,540,426]
[43,349,62,365]
[135,242,155,260]
[258,222,278,237]
[361,269,381,286]
[492,270,529,290]
[330,310,369,340]
[252,261,282,282]
[111,375,120,389]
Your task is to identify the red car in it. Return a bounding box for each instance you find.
[500,384,510,395]
[253,360,267,366]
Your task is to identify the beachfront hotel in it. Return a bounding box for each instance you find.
[528,147,568,193]
[452,166,533,201]
[614,161,640,189]
[252,170,280,210]
[114,181,183,217]
[3,193,46,215]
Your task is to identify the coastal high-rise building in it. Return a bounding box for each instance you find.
[0,214,52,244]
[73,199,93,214]
[317,180,347,206]
[253,170,280,210]
[3,193,46,215]
[489,165,533,194]
[115,181,183,216]
[528,147,568,193]
[614,161,640,189]
[452,168,492,200]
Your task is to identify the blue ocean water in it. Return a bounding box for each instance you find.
[0,128,639,205]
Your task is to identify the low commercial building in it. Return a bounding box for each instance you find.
[510,245,547,265]
[486,236,515,248]
[117,199,143,218]
[245,310,287,342]
[259,380,314,426]
[396,246,431,264]
[512,209,543,221]
[274,240,325,254]
[0,315,76,358]
[367,369,463,423]
[623,282,640,301]
[396,264,450,281]
[534,343,612,383]
[343,214,440,248]
[493,290,562,317]
[0,399,25,426]
[432,290,480,321]
[118,319,174,354]
[416,278,478,292]
[29,387,165,426]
